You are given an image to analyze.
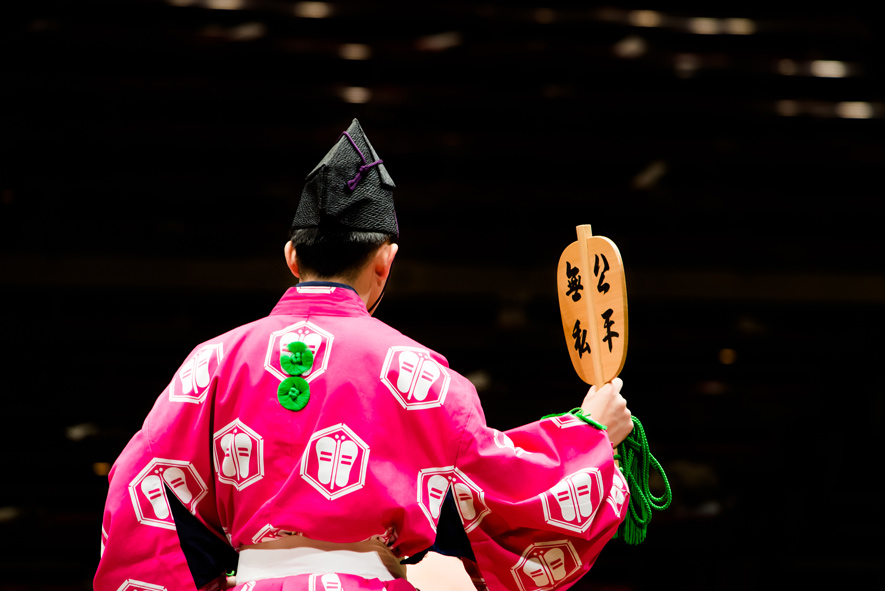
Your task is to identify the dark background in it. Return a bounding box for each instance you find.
[1,1,883,590]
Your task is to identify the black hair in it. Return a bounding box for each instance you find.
[290,227,394,282]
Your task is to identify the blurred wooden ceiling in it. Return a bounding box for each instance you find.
[3,0,883,281]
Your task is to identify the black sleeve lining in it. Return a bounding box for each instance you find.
[401,488,476,565]
[167,484,239,587]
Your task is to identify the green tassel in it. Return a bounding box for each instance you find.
[613,416,672,545]
[540,410,672,544]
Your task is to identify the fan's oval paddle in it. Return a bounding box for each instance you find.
[557,224,628,386]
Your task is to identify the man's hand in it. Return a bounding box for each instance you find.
[580,377,633,447]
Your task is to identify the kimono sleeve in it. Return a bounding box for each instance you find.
[451,393,629,591]
[94,343,228,591]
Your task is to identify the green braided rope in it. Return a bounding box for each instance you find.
[613,416,672,545]
[541,409,672,545]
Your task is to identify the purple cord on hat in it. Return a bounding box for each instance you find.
[340,131,383,191]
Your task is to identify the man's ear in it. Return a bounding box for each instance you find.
[374,242,398,283]
[284,240,300,278]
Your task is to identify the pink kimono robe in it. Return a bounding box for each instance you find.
[95,285,629,591]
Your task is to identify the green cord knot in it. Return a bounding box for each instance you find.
[613,416,672,545]
[278,341,314,411]
[278,376,310,411]
[281,341,314,376]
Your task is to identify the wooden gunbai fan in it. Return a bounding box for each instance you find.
[557,225,628,386]
[557,227,673,545]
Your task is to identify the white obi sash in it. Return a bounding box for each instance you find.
[236,547,397,583]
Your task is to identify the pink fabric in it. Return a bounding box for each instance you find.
[95,286,629,591]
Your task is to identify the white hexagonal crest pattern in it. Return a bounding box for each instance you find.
[543,414,585,429]
[417,467,490,533]
[296,285,337,295]
[116,580,167,591]
[265,321,334,382]
[213,419,265,490]
[607,466,629,518]
[539,468,603,534]
[511,540,581,591]
[251,524,289,544]
[309,573,344,591]
[169,344,223,404]
[380,347,450,410]
[128,459,208,530]
[493,430,528,456]
[300,424,369,500]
